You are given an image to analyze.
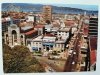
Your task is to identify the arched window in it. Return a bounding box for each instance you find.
[20,35,23,45]
[12,30,17,42]
[20,35,23,38]
[6,34,9,44]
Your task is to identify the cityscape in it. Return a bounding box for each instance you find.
[2,3,98,73]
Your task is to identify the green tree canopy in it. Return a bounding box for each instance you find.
[3,45,45,73]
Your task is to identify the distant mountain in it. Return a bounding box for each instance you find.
[2,3,98,15]
[2,3,43,12]
[52,5,85,14]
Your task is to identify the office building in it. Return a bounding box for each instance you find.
[43,5,52,23]
[89,17,98,37]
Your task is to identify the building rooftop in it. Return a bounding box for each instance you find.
[33,36,43,42]
[2,17,11,22]
[65,20,75,26]
[21,25,33,31]
[51,27,59,32]
[45,24,53,28]
[59,27,70,32]
[25,30,37,35]
[43,36,56,42]
[56,39,66,43]
[34,25,45,28]
[44,33,55,37]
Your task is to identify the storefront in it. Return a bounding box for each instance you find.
[43,42,54,51]
[32,47,38,51]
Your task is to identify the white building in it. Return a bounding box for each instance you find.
[29,32,68,52]
[45,24,53,32]
[4,24,25,47]
[26,14,35,22]
[71,26,78,34]
[57,27,70,39]
[31,36,43,51]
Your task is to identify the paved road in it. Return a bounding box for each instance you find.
[64,18,83,72]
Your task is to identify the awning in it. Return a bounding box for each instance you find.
[32,47,38,50]
[43,43,54,46]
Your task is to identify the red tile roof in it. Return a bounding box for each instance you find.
[45,33,55,37]
[25,30,37,35]
[35,25,44,28]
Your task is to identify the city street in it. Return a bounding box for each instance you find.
[64,18,83,72]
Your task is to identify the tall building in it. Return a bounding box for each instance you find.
[43,5,52,23]
[88,16,98,71]
[89,17,98,37]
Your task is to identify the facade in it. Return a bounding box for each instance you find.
[4,24,25,47]
[26,27,70,52]
[29,35,67,52]
[57,27,70,39]
[88,16,98,71]
[89,37,97,71]
[2,17,20,33]
[43,5,52,23]
[89,17,98,37]
[34,25,45,35]
[26,14,35,22]
[4,23,39,47]
[45,24,53,32]
[31,36,43,51]
[2,21,11,32]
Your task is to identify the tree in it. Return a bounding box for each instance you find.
[3,45,45,73]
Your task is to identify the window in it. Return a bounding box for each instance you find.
[50,45,53,48]
[61,50,63,52]
[12,30,17,43]
[36,42,38,44]
[58,44,60,47]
